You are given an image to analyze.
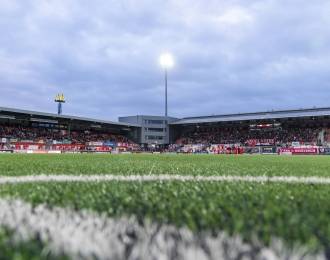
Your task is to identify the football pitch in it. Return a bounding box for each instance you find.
[0,154,329,259]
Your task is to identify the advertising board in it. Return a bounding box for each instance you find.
[279,147,318,155]
[319,148,330,155]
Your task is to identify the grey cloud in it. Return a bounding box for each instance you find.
[0,0,330,121]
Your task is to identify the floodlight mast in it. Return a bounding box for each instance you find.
[54,93,65,115]
[159,53,174,117]
[165,68,168,117]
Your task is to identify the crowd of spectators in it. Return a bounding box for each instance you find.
[0,124,135,147]
[175,125,322,147]
[1,123,328,153]
[325,128,330,143]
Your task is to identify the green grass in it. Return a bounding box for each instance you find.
[0,153,330,177]
[1,181,330,250]
[0,154,330,256]
[0,228,68,260]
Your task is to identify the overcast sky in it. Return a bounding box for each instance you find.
[0,0,330,120]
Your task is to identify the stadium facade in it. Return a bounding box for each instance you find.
[118,115,177,147]
[1,106,330,146]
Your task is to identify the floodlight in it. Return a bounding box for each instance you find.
[159,53,174,69]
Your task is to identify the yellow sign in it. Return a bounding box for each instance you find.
[55,93,65,102]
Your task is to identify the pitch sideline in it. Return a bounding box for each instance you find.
[1,174,330,184]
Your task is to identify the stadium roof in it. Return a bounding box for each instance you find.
[0,107,141,128]
[170,107,330,125]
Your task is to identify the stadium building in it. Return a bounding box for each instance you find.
[1,106,330,154]
[119,115,177,147]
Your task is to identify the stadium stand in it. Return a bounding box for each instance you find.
[175,126,320,146]
[0,124,139,152]
[168,107,330,154]
[0,107,140,153]
[2,106,330,154]
[169,121,329,154]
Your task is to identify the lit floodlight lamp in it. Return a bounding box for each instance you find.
[159,53,174,69]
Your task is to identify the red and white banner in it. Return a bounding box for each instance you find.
[52,144,85,151]
[247,139,275,146]
[279,147,318,155]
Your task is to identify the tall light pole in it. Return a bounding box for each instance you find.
[160,53,174,117]
[55,93,65,115]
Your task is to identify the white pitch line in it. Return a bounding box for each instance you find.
[0,199,325,260]
[1,174,330,184]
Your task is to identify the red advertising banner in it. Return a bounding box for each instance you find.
[279,147,318,155]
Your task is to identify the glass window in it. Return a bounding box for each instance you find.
[146,128,164,132]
